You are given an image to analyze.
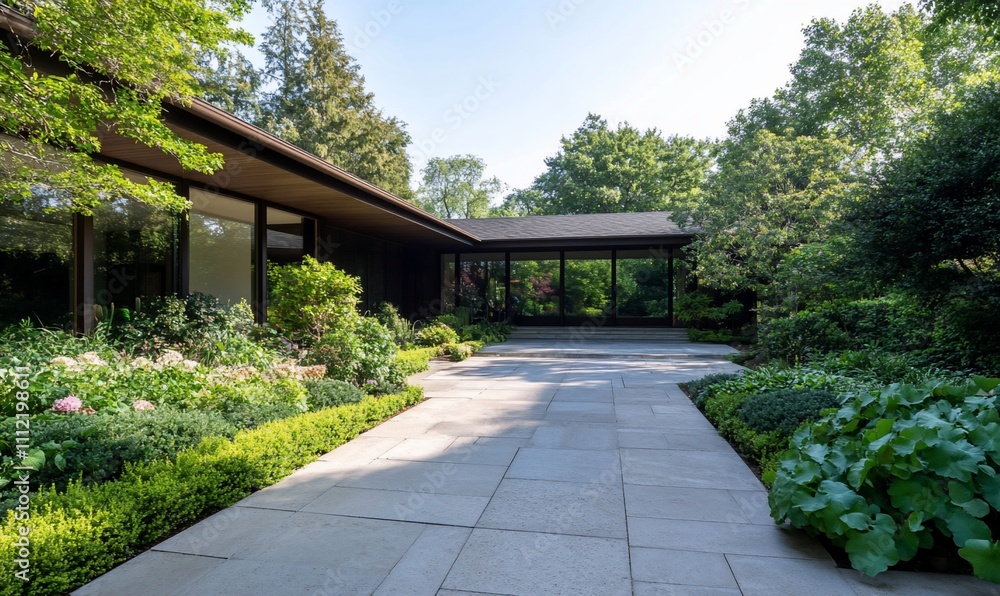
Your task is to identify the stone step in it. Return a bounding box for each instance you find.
[505,327,691,342]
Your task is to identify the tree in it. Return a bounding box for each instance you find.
[523,114,712,215]
[678,130,859,302]
[415,155,501,219]
[195,45,263,124]
[922,0,1000,36]
[0,0,251,214]
[727,5,999,163]
[491,188,544,217]
[851,82,1000,293]
[257,0,413,197]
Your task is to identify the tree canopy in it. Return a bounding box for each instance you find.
[415,155,501,219]
[851,81,1000,294]
[199,0,414,198]
[0,0,252,213]
[508,114,712,215]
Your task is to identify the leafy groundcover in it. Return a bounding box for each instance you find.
[769,378,1000,583]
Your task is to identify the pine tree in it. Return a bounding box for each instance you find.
[257,0,413,197]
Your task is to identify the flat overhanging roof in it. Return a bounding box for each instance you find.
[448,212,695,250]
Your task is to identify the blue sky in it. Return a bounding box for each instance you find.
[240,0,909,193]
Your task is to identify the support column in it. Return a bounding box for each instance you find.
[610,249,618,327]
[559,251,566,325]
[302,217,318,259]
[73,213,94,334]
[253,202,267,324]
[504,252,512,321]
[668,248,675,328]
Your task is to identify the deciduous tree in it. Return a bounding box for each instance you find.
[257,0,412,197]
[524,114,712,215]
[415,155,501,219]
[0,0,251,213]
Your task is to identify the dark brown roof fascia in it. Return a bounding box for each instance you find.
[176,100,480,246]
[0,5,36,40]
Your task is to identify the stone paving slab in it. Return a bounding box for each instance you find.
[477,477,626,538]
[76,351,999,595]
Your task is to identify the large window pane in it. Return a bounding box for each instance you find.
[190,189,255,306]
[0,190,73,328]
[458,253,506,322]
[266,207,304,266]
[440,254,456,313]
[617,249,671,319]
[510,252,560,321]
[565,251,612,320]
[93,197,176,313]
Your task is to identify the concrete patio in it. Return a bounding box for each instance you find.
[76,341,998,595]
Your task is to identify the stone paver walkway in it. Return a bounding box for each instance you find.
[76,347,997,595]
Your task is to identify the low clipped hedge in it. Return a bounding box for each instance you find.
[0,386,423,595]
[395,347,440,376]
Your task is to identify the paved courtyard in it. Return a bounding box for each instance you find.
[77,348,998,595]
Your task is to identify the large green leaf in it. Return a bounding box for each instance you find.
[972,377,1000,393]
[938,506,992,545]
[845,517,900,576]
[923,440,985,481]
[977,474,1000,510]
[958,540,1000,583]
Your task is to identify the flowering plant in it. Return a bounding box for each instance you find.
[52,395,83,413]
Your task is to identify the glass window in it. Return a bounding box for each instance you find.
[510,252,560,321]
[440,254,456,314]
[616,248,671,319]
[0,189,73,328]
[93,196,176,313]
[189,189,255,306]
[458,253,506,322]
[266,207,304,266]
[565,251,612,320]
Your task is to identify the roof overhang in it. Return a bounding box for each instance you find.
[97,101,478,248]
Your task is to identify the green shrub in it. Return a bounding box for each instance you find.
[676,291,744,328]
[205,378,308,412]
[759,296,933,364]
[702,391,789,482]
[395,347,439,376]
[417,322,459,347]
[112,294,268,366]
[737,388,840,436]
[304,379,365,410]
[0,406,236,504]
[216,401,303,430]
[373,302,417,348]
[267,256,361,341]
[681,372,743,408]
[459,321,512,344]
[688,329,753,344]
[447,342,475,361]
[813,350,955,387]
[0,387,424,595]
[769,378,1000,582]
[306,317,402,393]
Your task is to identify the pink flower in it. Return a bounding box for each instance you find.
[132,400,156,411]
[52,395,83,413]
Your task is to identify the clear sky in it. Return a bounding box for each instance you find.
[241,0,910,193]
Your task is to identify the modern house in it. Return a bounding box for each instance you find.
[0,12,695,333]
